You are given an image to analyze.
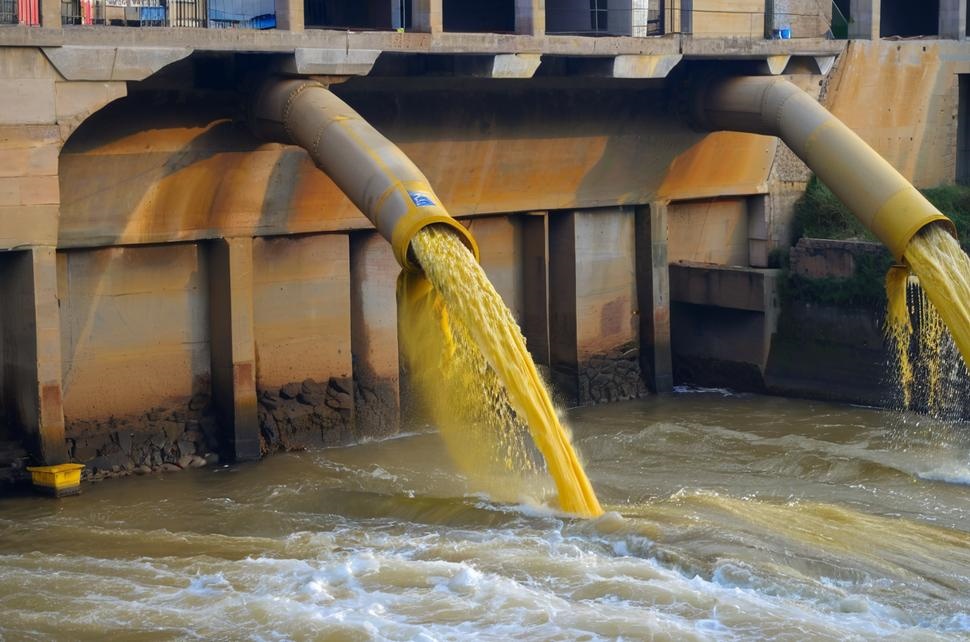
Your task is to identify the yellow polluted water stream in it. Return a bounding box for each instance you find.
[402,225,603,518]
[886,224,970,413]
[903,225,970,369]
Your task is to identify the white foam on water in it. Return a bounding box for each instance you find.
[4,513,966,641]
[916,462,970,486]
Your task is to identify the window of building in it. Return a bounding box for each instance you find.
[305,0,410,31]
[881,0,938,37]
[442,0,514,33]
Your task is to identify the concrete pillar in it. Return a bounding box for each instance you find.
[40,0,60,27]
[350,232,400,439]
[548,208,646,406]
[413,0,442,33]
[515,0,545,35]
[848,0,880,39]
[208,237,260,462]
[0,247,67,464]
[940,0,967,39]
[635,203,673,394]
[521,212,550,366]
[467,216,524,322]
[276,0,304,31]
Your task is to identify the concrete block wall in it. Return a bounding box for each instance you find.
[549,208,648,406]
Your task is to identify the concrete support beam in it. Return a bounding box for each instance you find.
[42,47,192,82]
[208,237,260,462]
[282,49,382,76]
[521,212,551,366]
[275,0,304,32]
[0,247,67,465]
[940,0,967,39]
[613,54,683,79]
[350,232,401,439]
[492,54,542,78]
[635,203,673,394]
[413,0,443,33]
[515,0,545,36]
[758,55,791,76]
[848,0,880,39]
[549,208,645,406]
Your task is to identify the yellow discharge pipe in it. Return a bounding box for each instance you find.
[691,76,956,261]
[251,80,478,271]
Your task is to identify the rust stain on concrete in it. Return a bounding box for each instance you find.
[658,132,775,201]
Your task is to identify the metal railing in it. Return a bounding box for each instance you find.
[663,6,834,39]
[1,0,17,23]
[61,0,274,27]
[545,2,833,39]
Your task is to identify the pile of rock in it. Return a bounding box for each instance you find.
[258,377,354,452]
[578,345,648,405]
[67,393,220,481]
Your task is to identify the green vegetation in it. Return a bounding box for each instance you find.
[920,184,970,251]
[791,177,874,243]
[781,178,970,309]
[792,177,970,253]
[780,251,893,308]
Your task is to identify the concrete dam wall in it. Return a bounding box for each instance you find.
[1,30,969,478]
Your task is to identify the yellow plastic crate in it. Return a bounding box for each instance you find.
[26,463,85,497]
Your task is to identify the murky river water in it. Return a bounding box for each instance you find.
[3,389,970,640]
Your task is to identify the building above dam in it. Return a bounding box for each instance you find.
[0,1,968,480]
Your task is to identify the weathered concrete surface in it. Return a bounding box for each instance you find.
[760,237,890,403]
[668,198,751,266]
[467,215,524,322]
[55,81,706,250]
[670,263,781,389]
[42,46,192,81]
[0,248,66,464]
[253,234,351,389]
[825,40,970,187]
[520,212,551,366]
[789,237,887,280]
[636,202,673,393]
[350,232,401,439]
[281,48,382,76]
[848,0,880,39]
[0,26,844,59]
[764,302,888,405]
[670,262,780,312]
[253,234,354,450]
[58,244,211,422]
[940,0,967,40]
[208,237,260,461]
[549,208,646,406]
[690,0,768,38]
[658,132,775,201]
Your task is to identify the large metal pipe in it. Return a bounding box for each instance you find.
[691,76,955,262]
[251,80,479,272]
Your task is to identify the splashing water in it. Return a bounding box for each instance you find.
[402,225,603,518]
[885,266,914,408]
[885,225,970,419]
[903,225,970,369]
[397,270,547,504]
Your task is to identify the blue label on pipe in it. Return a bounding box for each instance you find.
[409,191,436,208]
